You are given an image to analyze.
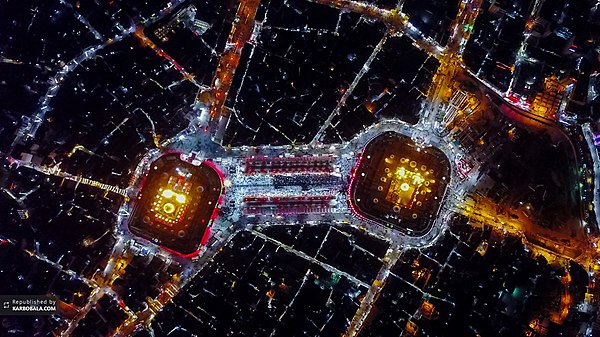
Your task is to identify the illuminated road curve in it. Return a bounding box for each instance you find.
[582,123,600,232]
[203,0,262,136]
[7,157,129,197]
[306,0,444,56]
[10,0,189,153]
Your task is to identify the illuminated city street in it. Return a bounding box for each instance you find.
[1,0,600,336]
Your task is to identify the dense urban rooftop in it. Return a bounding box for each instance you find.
[1,0,600,336]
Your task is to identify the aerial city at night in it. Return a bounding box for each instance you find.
[2,0,600,336]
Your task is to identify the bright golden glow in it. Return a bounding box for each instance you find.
[394,167,425,185]
[397,167,406,178]
[385,160,436,209]
[161,189,186,203]
[152,177,192,225]
[412,174,425,185]
[163,203,176,214]
[162,189,174,198]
